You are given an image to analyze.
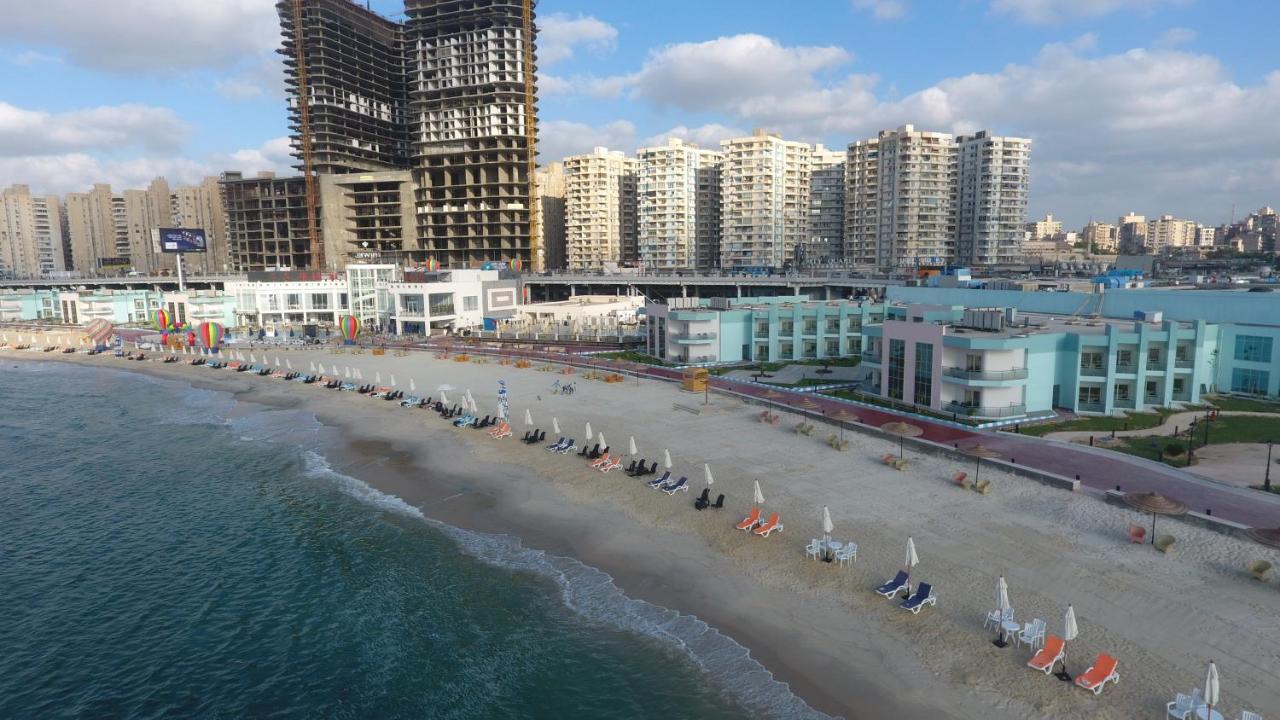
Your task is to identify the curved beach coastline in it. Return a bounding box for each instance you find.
[5,340,1279,719]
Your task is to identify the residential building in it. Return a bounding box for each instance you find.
[385,268,517,335]
[644,295,887,365]
[64,183,121,273]
[171,177,232,274]
[719,130,812,269]
[1118,212,1148,254]
[277,0,408,174]
[57,289,162,325]
[225,271,352,329]
[159,290,238,328]
[122,177,175,275]
[563,147,637,271]
[1082,221,1118,253]
[535,162,566,271]
[404,0,539,268]
[636,138,723,271]
[1026,214,1062,240]
[0,184,65,277]
[1146,214,1198,253]
[318,170,418,266]
[1195,225,1216,248]
[955,131,1031,265]
[0,289,60,321]
[345,263,400,327]
[802,144,844,267]
[222,172,319,271]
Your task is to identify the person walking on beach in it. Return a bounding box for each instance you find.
[551,379,561,394]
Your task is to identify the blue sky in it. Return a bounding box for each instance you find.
[1,0,1277,228]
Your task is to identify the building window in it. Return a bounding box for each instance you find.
[463,296,479,312]
[887,339,906,400]
[1078,386,1102,405]
[286,293,301,310]
[1116,349,1133,368]
[1115,383,1130,401]
[825,339,840,356]
[311,293,329,310]
[339,293,349,309]
[825,318,839,333]
[428,293,454,316]
[965,353,982,372]
[1172,378,1186,394]
[1231,368,1270,395]
[1145,379,1159,400]
[1234,335,1273,363]
[1080,351,1104,370]
[914,343,933,406]
[779,342,794,358]
[846,337,861,354]
[400,294,424,314]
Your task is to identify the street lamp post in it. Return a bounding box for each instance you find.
[1266,440,1274,493]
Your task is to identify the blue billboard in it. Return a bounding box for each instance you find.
[158,228,208,254]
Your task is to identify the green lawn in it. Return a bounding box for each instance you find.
[595,351,671,367]
[1112,415,1280,467]
[1205,394,1280,414]
[1020,410,1172,437]
[760,377,840,388]
[825,389,984,426]
[791,357,863,368]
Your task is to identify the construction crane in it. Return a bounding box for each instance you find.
[290,0,323,270]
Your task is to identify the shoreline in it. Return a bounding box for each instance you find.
[6,344,1279,719]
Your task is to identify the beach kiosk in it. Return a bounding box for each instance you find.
[681,368,709,393]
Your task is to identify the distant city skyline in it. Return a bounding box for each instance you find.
[1,0,1277,228]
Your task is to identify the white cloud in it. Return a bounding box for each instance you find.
[539,120,636,163]
[640,123,747,150]
[8,50,62,67]
[0,0,278,73]
[539,13,618,66]
[0,102,189,157]
[852,0,908,21]
[1155,27,1196,48]
[215,56,286,101]
[989,0,1188,25]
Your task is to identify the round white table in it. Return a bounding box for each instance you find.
[1195,708,1224,720]
[1001,620,1021,637]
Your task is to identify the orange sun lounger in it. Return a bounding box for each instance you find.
[753,512,783,537]
[1026,635,1065,674]
[589,453,612,469]
[1074,653,1119,695]
[737,507,761,531]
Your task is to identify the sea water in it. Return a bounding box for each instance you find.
[0,360,830,720]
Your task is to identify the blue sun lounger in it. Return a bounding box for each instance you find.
[876,570,909,598]
[662,477,689,495]
[900,583,935,614]
[647,470,671,488]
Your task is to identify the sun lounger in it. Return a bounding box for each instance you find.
[663,477,689,495]
[1027,635,1065,675]
[753,512,782,537]
[876,570,909,597]
[647,470,671,488]
[1073,653,1118,695]
[737,507,762,531]
[589,453,612,469]
[546,437,566,450]
[695,487,711,510]
[599,457,623,473]
[555,439,576,455]
[899,582,935,613]
[1127,524,1147,543]
[577,443,594,457]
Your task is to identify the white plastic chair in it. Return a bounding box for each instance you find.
[1166,693,1195,718]
[836,542,858,566]
[1017,618,1046,650]
[805,539,822,560]
[1239,711,1261,720]
[983,606,1014,630]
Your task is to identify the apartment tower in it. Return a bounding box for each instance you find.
[64,183,120,273]
[563,147,636,271]
[636,138,723,271]
[955,131,1031,265]
[804,144,845,266]
[719,130,811,269]
[0,185,66,277]
[535,161,566,270]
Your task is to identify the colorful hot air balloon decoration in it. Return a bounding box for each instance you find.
[425,257,440,271]
[187,330,196,348]
[84,319,114,348]
[153,308,172,345]
[197,321,224,352]
[338,315,360,345]
[511,258,523,272]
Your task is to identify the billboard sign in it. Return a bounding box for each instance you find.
[98,256,131,269]
[158,227,208,254]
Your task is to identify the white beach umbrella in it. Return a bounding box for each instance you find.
[469,397,478,414]
[274,356,281,368]
[905,537,919,574]
[552,417,560,435]
[286,359,293,370]
[525,408,533,426]
[753,480,765,506]
[994,576,1012,647]
[331,364,338,375]
[664,448,672,469]
[344,367,351,379]
[390,374,396,387]
[1203,660,1220,717]
[465,389,474,405]
[629,436,638,457]
[597,432,606,450]
[310,361,316,372]
[249,352,257,363]
[821,505,834,546]
[1053,604,1079,680]
[585,422,593,442]
[375,371,382,384]
[704,464,715,487]
[409,378,416,392]
[439,391,449,405]
[355,368,363,380]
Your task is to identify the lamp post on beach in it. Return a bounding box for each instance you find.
[1266,440,1274,493]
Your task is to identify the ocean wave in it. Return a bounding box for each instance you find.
[299,450,835,720]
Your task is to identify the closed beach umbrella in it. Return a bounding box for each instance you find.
[905,537,919,575]
[344,367,350,378]
[375,371,382,384]
[822,505,833,546]
[275,357,281,368]
[409,378,416,392]
[1056,604,1079,680]
[469,397,478,414]
[1203,660,1219,717]
[250,353,257,363]
[704,464,715,487]
[629,436,638,457]
[753,480,765,506]
[598,432,606,450]
[585,422,593,442]
[552,417,560,435]
[309,361,316,372]
[439,390,448,405]
[331,364,338,375]
[993,576,1012,647]
[525,408,533,426]
[390,374,397,387]
[286,359,293,370]
[663,448,672,469]
[355,368,363,380]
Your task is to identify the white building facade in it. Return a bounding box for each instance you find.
[636,138,723,271]
[719,130,812,269]
[564,147,637,271]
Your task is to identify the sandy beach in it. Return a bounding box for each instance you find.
[5,335,1279,720]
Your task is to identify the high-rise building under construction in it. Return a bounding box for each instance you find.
[273,0,538,270]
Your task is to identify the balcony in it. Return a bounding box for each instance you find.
[1079,365,1107,377]
[1077,401,1106,413]
[861,350,881,365]
[1115,363,1136,374]
[1146,361,1166,372]
[670,310,716,321]
[943,401,1028,419]
[672,332,717,345]
[1174,359,1193,370]
[942,367,1029,382]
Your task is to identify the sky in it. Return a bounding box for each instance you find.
[0,0,1277,229]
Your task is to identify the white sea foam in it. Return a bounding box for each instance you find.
[298,449,836,720]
